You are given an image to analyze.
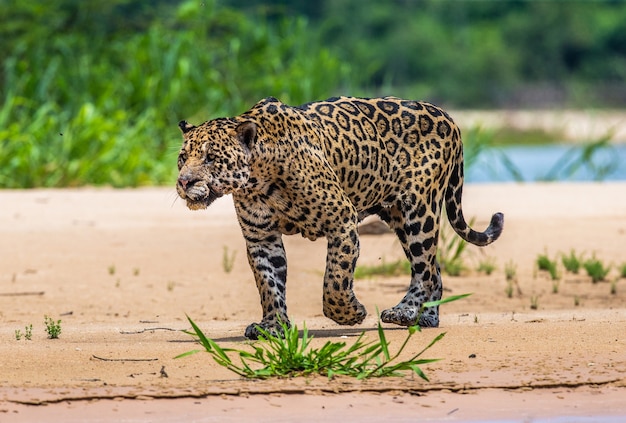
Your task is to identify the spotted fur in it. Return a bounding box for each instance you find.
[176,96,503,339]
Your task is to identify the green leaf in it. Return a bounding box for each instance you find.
[410,364,430,382]
[423,293,472,309]
[376,319,390,360]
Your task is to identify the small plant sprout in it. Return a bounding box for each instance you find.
[610,279,617,295]
[477,256,497,275]
[561,250,584,274]
[133,268,140,276]
[24,324,33,340]
[536,253,559,280]
[44,316,62,339]
[15,324,33,341]
[583,255,611,283]
[178,294,471,380]
[504,260,521,299]
[574,296,580,307]
[620,263,626,279]
[222,246,237,273]
[552,279,560,294]
[504,260,517,281]
[530,295,539,310]
[505,280,514,298]
[108,265,116,275]
[167,281,176,292]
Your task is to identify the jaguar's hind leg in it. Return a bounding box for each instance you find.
[378,201,443,327]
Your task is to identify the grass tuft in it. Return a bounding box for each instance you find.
[354,258,410,279]
[476,257,497,275]
[561,249,584,274]
[44,316,62,339]
[530,295,539,310]
[177,295,470,380]
[583,255,611,283]
[437,219,472,276]
[536,253,559,280]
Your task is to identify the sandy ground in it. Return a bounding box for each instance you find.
[1,183,625,422]
[452,109,626,142]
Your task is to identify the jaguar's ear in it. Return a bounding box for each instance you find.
[236,121,257,150]
[178,120,195,134]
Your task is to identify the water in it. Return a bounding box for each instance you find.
[466,143,626,183]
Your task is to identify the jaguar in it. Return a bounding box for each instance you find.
[176,96,503,339]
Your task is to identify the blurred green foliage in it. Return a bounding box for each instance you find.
[0,0,350,187]
[1,0,625,188]
[235,0,626,108]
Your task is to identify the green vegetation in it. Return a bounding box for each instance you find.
[24,324,32,341]
[15,324,34,341]
[2,1,625,188]
[504,260,518,299]
[505,281,514,299]
[530,295,539,310]
[583,255,611,283]
[492,128,564,146]
[541,137,620,183]
[562,250,584,274]
[0,1,349,188]
[489,135,621,183]
[620,263,626,279]
[477,257,497,276]
[178,295,469,380]
[504,260,517,282]
[44,316,62,339]
[437,220,471,277]
[354,258,410,280]
[222,246,237,274]
[278,0,626,108]
[536,253,559,281]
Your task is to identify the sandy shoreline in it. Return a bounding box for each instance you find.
[1,183,625,421]
[452,109,626,143]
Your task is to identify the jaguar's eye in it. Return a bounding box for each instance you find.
[205,154,216,165]
[177,152,188,170]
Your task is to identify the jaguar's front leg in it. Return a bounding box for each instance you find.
[242,231,290,340]
[322,226,367,326]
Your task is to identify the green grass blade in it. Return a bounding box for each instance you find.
[423,293,472,309]
[185,315,212,352]
[410,364,430,382]
[174,349,201,359]
[376,318,390,360]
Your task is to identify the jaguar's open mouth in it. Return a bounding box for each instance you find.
[185,190,222,210]
[177,180,223,210]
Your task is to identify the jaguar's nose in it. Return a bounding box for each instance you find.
[177,175,192,190]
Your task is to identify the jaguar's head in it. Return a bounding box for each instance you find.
[176,119,256,210]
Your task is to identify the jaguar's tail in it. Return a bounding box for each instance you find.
[444,148,504,247]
